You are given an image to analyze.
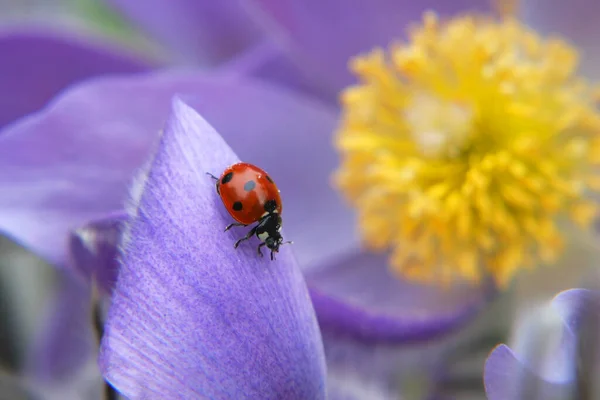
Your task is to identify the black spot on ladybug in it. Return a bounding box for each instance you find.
[243,180,256,192]
[264,199,277,213]
[233,201,243,211]
[265,175,274,183]
[221,172,233,185]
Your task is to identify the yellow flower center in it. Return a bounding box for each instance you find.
[334,12,600,287]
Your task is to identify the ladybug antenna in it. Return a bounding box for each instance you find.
[281,240,293,246]
[206,172,218,180]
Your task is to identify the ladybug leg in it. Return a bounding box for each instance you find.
[224,222,247,232]
[257,243,266,257]
[234,226,257,249]
[270,250,275,261]
[206,172,219,180]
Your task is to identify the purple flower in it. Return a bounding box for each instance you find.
[484,288,600,400]
[0,70,487,397]
[1,0,490,337]
[0,0,526,397]
[36,91,473,398]
[1,67,488,345]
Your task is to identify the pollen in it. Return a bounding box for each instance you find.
[334,12,600,287]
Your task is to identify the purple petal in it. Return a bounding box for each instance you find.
[104,0,262,65]
[247,0,490,92]
[323,319,479,400]
[307,250,491,341]
[219,40,338,104]
[0,71,352,271]
[324,329,427,399]
[551,289,600,383]
[484,345,572,400]
[99,99,326,398]
[484,289,600,400]
[521,0,600,79]
[552,288,600,337]
[69,212,127,295]
[0,27,151,129]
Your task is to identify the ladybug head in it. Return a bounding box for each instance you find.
[259,213,292,260]
[265,232,283,252]
[265,234,293,261]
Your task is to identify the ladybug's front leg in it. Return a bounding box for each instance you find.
[233,226,258,249]
[224,222,247,232]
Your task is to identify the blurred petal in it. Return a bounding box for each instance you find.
[220,40,337,104]
[553,288,600,339]
[307,251,491,341]
[552,288,600,394]
[100,99,326,398]
[104,0,262,65]
[484,289,600,400]
[508,302,576,384]
[29,357,102,400]
[324,329,431,399]
[0,70,353,271]
[0,27,151,129]
[69,212,126,295]
[484,345,572,400]
[323,314,489,400]
[247,0,490,92]
[521,0,600,79]
[0,72,182,268]
[26,273,94,383]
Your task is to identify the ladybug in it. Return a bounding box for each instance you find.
[208,162,292,260]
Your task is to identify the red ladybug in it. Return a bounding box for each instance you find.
[208,162,291,260]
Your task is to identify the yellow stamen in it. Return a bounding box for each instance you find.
[334,12,600,288]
